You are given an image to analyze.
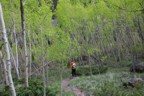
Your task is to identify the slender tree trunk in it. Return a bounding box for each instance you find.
[0,57,2,81]
[46,62,48,86]
[3,60,9,85]
[40,26,46,96]
[52,0,59,19]
[0,59,4,84]
[45,36,49,87]
[60,60,64,96]
[20,0,29,87]
[9,43,20,79]
[28,25,32,78]
[42,55,46,96]
[12,16,20,79]
[88,55,92,76]
[112,20,121,62]
[0,50,9,85]
[0,3,16,96]
[136,16,144,45]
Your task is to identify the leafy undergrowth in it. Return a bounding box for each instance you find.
[76,65,108,76]
[0,79,60,96]
[61,91,74,96]
[69,71,144,96]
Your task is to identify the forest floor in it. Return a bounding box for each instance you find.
[62,77,86,96]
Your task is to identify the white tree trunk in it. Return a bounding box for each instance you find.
[0,50,9,85]
[0,58,3,83]
[9,43,20,80]
[0,3,16,96]
[28,25,32,78]
[12,16,20,79]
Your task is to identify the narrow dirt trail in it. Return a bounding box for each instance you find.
[61,78,86,96]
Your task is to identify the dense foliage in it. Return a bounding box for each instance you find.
[76,65,108,76]
[0,0,144,95]
[1,0,144,63]
[0,79,60,96]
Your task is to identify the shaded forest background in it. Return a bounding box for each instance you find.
[0,0,144,96]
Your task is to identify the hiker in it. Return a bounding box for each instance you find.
[70,58,76,77]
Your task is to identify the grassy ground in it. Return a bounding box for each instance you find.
[69,66,144,96]
[1,61,144,96]
[47,60,144,96]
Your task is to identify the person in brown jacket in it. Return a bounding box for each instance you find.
[70,58,76,77]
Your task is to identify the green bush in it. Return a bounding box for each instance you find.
[46,82,60,96]
[0,79,60,96]
[76,65,107,76]
[17,79,60,96]
[16,79,43,96]
[0,85,14,96]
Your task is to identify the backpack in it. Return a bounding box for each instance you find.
[72,63,76,69]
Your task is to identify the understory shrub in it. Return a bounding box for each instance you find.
[76,65,107,76]
[0,79,59,96]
